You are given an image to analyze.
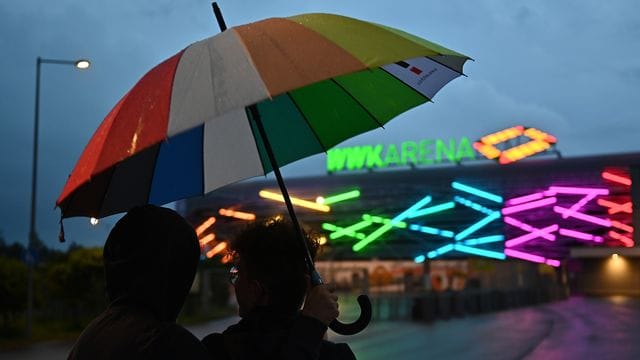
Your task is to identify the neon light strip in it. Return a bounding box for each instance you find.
[480,125,524,145]
[218,208,256,221]
[560,193,599,220]
[408,224,455,238]
[502,197,556,215]
[199,233,216,246]
[407,202,455,218]
[452,244,506,260]
[196,217,216,237]
[505,224,558,247]
[504,248,560,267]
[206,241,227,258]
[363,214,408,228]
[503,216,556,241]
[602,171,631,186]
[558,228,603,243]
[454,196,495,215]
[609,231,634,247]
[611,220,634,233]
[553,206,612,227]
[353,196,432,252]
[499,140,551,165]
[524,127,557,143]
[451,182,503,203]
[505,192,545,206]
[547,186,609,196]
[597,199,632,215]
[259,190,330,212]
[319,190,361,205]
[463,235,505,245]
[414,255,426,263]
[473,142,501,160]
[427,244,454,258]
[454,211,501,241]
[323,222,369,240]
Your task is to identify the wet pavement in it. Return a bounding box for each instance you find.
[2,296,639,359]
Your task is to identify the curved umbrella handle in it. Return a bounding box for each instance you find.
[328,294,372,335]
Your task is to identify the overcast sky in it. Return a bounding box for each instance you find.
[1,0,639,250]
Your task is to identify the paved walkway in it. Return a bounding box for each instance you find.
[2,296,639,359]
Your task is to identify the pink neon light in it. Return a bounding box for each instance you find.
[597,199,632,215]
[505,224,558,247]
[504,217,556,241]
[610,220,634,233]
[505,192,545,206]
[547,186,609,196]
[505,249,560,267]
[602,171,632,186]
[609,231,634,247]
[502,197,557,215]
[558,228,604,243]
[553,206,612,227]
[561,193,599,220]
[546,259,561,267]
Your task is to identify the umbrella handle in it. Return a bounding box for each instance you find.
[328,295,372,336]
[311,270,372,335]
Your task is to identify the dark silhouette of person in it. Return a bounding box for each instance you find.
[68,205,209,360]
[202,218,356,360]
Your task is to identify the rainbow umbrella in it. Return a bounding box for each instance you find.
[57,7,469,335]
[57,13,469,218]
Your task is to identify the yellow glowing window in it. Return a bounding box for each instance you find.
[474,126,557,164]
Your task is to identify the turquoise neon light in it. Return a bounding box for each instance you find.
[451,182,503,203]
[362,214,408,228]
[408,224,455,238]
[463,235,505,245]
[454,196,495,216]
[353,196,432,252]
[427,244,455,258]
[322,190,361,205]
[454,211,501,240]
[453,244,506,260]
[414,255,426,263]
[407,201,455,218]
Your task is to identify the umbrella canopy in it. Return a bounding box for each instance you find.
[57,12,469,219]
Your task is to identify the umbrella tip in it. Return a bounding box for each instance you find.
[58,217,66,243]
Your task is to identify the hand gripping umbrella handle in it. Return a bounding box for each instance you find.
[311,270,372,336]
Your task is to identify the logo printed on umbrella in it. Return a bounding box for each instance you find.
[395,61,423,75]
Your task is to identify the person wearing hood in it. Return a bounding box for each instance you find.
[68,205,209,360]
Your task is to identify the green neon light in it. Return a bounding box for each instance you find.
[362,214,407,228]
[324,221,371,240]
[451,181,503,203]
[353,196,432,252]
[322,190,361,205]
[327,137,476,173]
[407,201,455,218]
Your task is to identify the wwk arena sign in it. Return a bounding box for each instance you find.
[326,125,557,173]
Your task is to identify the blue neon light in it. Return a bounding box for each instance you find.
[407,202,456,218]
[453,244,506,260]
[452,182,503,203]
[454,211,501,241]
[462,235,505,245]
[454,196,495,215]
[414,255,426,263]
[409,224,455,238]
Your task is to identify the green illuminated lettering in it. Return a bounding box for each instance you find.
[419,140,434,165]
[346,146,370,170]
[456,137,476,161]
[366,144,384,168]
[326,148,349,172]
[384,144,400,166]
[435,139,456,163]
[401,141,418,165]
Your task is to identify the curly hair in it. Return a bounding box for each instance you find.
[230,218,320,311]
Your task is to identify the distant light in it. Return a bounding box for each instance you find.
[315,196,325,205]
[89,217,99,226]
[612,253,619,259]
[75,59,91,69]
[195,217,216,236]
[414,255,426,263]
[259,190,330,212]
[318,236,328,246]
[206,241,227,258]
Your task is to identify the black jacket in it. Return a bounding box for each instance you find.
[202,306,356,360]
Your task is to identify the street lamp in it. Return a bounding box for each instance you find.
[27,56,91,338]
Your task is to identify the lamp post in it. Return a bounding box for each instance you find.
[27,56,91,338]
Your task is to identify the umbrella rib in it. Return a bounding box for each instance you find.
[329,78,385,129]
[424,55,467,77]
[285,93,329,153]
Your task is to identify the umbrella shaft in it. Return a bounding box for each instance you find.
[248,105,322,285]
